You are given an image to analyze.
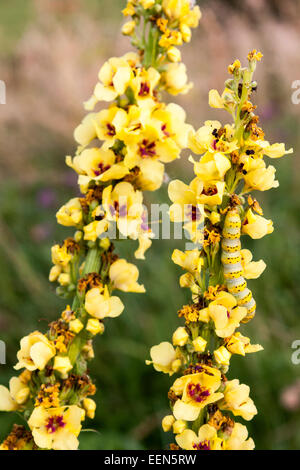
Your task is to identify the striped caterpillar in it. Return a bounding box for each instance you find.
[221,208,256,322]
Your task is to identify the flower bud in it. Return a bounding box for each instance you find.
[214,346,231,366]
[53,356,73,376]
[86,319,105,336]
[74,230,83,242]
[173,419,187,434]
[83,398,96,419]
[167,47,181,63]
[100,237,110,251]
[58,273,71,286]
[122,20,136,36]
[162,415,175,432]
[49,265,61,282]
[172,327,189,347]
[209,211,221,225]
[69,319,84,334]
[180,24,191,42]
[192,336,207,353]
[171,359,182,373]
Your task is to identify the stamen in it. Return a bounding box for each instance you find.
[187,383,210,403]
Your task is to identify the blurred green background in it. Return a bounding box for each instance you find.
[0,0,299,450]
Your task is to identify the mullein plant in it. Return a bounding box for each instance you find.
[147,51,293,450]
[0,0,201,450]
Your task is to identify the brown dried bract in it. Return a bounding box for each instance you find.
[64,237,80,254]
[1,425,36,450]
[178,304,200,324]
[78,273,103,292]
[168,389,179,406]
[169,443,180,450]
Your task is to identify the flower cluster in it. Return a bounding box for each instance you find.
[0,2,200,451]
[147,51,292,450]
[122,0,201,94]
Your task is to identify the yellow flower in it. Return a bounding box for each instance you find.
[225,422,255,450]
[192,336,207,353]
[163,63,193,95]
[51,244,72,268]
[109,259,145,293]
[171,366,223,421]
[220,379,257,421]
[151,103,193,150]
[261,141,293,159]
[28,405,83,450]
[179,272,198,292]
[84,220,108,242]
[176,424,223,450]
[214,346,232,366]
[243,159,279,191]
[130,66,161,103]
[134,233,153,260]
[168,178,204,224]
[226,332,263,356]
[68,147,129,193]
[209,88,235,111]
[53,356,73,376]
[240,249,266,279]
[135,159,165,191]
[242,209,274,239]
[197,181,225,206]
[86,318,105,336]
[73,112,98,147]
[83,398,96,419]
[85,52,140,107]
[188,120,222,154]
[85,286,124,319]
[208,292,247,338]
[14,332,56,372]
[123,123,180,169]
[162,0,201,29]
[146,342,181,376]
[190,153,231,182]
[172,327,189,347]
[102,182,144,239]
[172,249,202,273]
[94,106,129,142]
[0,377,30,411]
[56,198,82,227]
[162,415,175,432]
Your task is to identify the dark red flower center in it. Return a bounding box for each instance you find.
[193,439,211,450]
[161,124,170,138]
[45,415,66,434]
[187,383,210,403]
[202,186,218,196]
[106,123,116,136]
[109,201,127,218]
[187,205,201,221]
[139,82,150,96]
[139,139,156,158]
[94,162,111,176]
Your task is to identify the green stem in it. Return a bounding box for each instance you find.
[83,245,102,276]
